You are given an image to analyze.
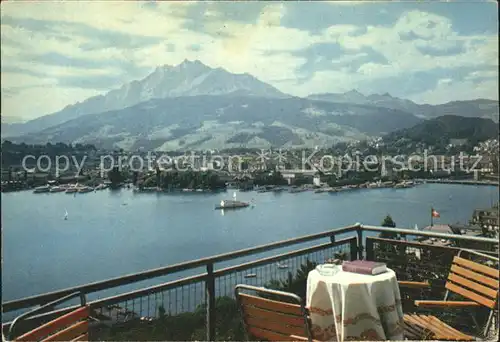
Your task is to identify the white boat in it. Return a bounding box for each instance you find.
[34,185,50,193]
[78,186,94,193]
[65,187,78,194]
[94,184,108,191]
[50,186,66,193]
[215,199,249,210]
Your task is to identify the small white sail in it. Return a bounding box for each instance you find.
[233,191,237,200]
[414,224,418,231]
[64,209,69,220]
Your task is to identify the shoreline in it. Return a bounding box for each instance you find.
[2,179,498,195]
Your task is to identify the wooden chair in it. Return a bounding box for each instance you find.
[400,250,499,341]
[235,284,316,342]
[7,292,92,342]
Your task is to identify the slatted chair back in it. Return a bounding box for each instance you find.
[13,306,90,342]
[445,255,499,309]
[235,284,313,342]
[8,292,90,342]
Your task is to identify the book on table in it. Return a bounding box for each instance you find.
[342,260,387,275]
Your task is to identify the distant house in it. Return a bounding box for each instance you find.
[471,203,499,233]
[422,224,482,236]
[419,223,492,250]
[422,224,454,234]
[313,175,321,187]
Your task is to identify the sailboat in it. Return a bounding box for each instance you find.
[64,209,69,220]
[414,224,418,231]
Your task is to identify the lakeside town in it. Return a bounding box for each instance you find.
[1,137,499,194]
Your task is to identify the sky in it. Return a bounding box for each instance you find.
[1,0,498,122]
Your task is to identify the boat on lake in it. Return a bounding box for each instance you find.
[289,186,307,193]
[65,187,78,194]
[49,186,66,193]
[33,185,50,193]
[215,199,250,210]
[94,184,108,191]
[78,186,94,193]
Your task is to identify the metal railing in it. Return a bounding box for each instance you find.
[2,223,498,341]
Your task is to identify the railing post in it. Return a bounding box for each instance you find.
[349,237,357,261]
[365,238,374,261]
[206,263,215,341]
[356,224,364,260]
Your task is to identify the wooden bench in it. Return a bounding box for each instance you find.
[235,284,317,342]
[8,292,91,342]
[400,250,499,341]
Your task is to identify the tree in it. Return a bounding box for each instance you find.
[108,166,124,188]
[380,214,399,239]
[381,215,396,228]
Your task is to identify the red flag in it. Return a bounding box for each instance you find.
[431,208,440,218]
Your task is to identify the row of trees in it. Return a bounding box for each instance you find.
[137,170,226,190]
[2,141,98,168]
[1,140,97,153]
[253,170,288,186]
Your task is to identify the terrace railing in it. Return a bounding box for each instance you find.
[2,223,498,341]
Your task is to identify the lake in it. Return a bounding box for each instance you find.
[2,184,497,305]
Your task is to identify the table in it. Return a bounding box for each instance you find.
[306,265,404,341]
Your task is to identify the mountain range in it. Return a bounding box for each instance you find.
[308,92,499,120]
[2,60,498,151]
[384,115,499,146]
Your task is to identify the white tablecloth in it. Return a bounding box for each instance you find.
[306,266,404,341]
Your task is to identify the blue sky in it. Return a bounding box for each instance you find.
[1,0,498,121]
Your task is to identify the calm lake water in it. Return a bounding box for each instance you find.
[2,184,497,305]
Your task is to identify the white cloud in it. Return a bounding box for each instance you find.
[410,78,498,105]
[1,1,191,38]
[466,70,497,80]
[357,63,398,78]
[1,72,57,89]
[1,2,498,120]
[1,86,99,121]
[437,78,453,86]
